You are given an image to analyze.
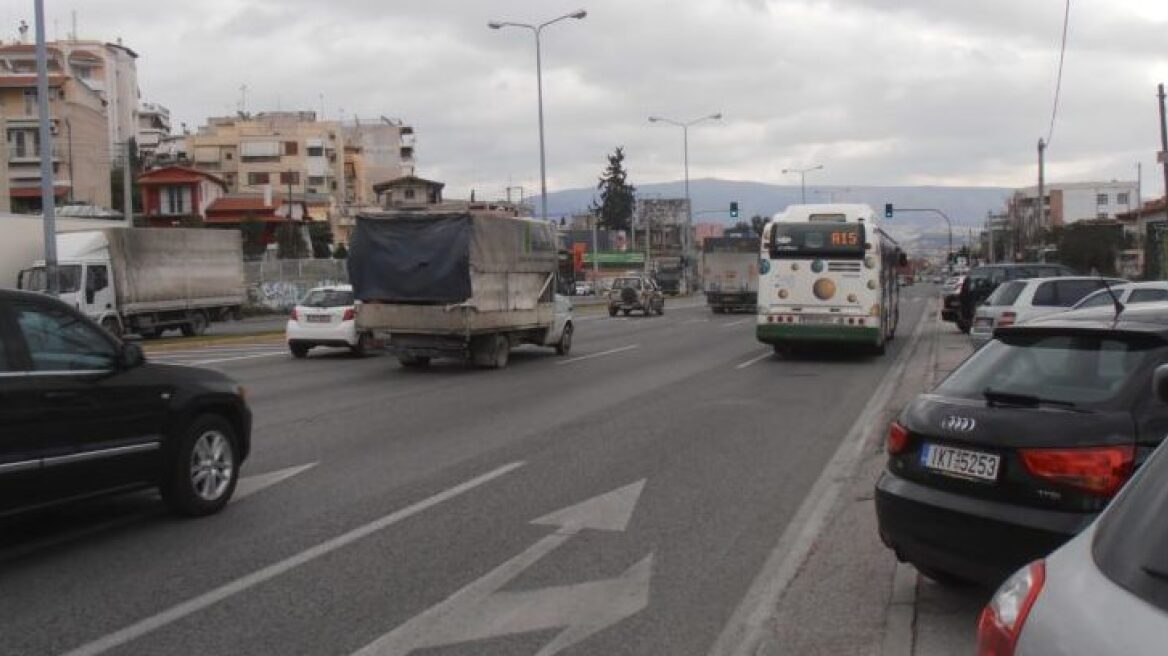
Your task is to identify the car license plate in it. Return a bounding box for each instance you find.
[800,315,836,324]
[974,317,993,330]
[921,444,1000,482]
[307,315,331,323]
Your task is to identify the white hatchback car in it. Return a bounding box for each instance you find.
[285,285,375,358]
[969,276,1126,348]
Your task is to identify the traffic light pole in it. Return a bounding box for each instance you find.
[888,207,954,275]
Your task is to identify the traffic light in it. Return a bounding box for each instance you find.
[730,201,739,218]
[884,203,894,218]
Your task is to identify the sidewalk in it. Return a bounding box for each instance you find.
[758,305,981,655]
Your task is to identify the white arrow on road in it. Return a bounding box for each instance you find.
[351,480,652,656]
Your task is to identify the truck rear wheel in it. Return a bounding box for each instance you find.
[182,311,208,337]
[472,334,510,369]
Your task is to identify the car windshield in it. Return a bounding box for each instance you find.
[935,333,1162,405]
[301,289,353,308]
[982,281,1026,306]
[613,278,642,289]
[19,265,83,294]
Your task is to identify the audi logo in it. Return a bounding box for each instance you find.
[941,416,976,432]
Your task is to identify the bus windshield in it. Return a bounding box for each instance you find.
[770,223,865,259]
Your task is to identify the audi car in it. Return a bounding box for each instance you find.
[875,304,1168,586]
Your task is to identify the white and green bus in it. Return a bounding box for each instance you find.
[756,204,905,355]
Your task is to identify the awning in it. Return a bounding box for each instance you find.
[10,185,69,198]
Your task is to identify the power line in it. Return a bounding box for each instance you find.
[1046,0,1071,146]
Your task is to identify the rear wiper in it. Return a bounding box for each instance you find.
[983,388,1079,409]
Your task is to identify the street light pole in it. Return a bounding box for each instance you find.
[489,10,587,223]
[648,112,722,291]
[782,165,824,204]
[34,0,58,295]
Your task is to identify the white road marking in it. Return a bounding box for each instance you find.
[167,352,289,366]
[683,318,710,324]
[232,463,317,501]
[555,344,639,365]
[734,351,772,370]
[721,319,749,328]
[351,480,651,656]
[708,305,929,656]
[59,461,526,656]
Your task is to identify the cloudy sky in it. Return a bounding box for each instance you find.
[5,0,1168,200]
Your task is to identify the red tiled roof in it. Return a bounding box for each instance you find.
[138,166,227,189]
[207,197,280,213]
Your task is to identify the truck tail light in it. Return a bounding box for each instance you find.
[996,312,1017,328]
[1019,445,1134,496]
[886,422,910,455]
[343,308,356,321]
[977,561,1045,656]
[290,307,299,321]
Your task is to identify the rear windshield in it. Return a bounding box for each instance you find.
[935,333,1161,406]
[613,278,643,289]
[1093,439,1168,613]
[983,281,1026,306]
[301,289,353,308]
[1130,288,1168,303]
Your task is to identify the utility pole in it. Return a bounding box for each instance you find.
[1035,138,1046,258]
[34,0,58,295]
[123,140,134,226]
[591,216,599,277]
[1158,84,1168,229]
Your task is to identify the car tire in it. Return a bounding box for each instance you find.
[608,306,618,317]
[622,309,630,316]
[182,311,208,337]
[656,301,665,316]
[351,332,375,358]
[100,316,122,337]
[290,342,310,358]
[161,415,240,517]
[956,317,971,334]
[556,322,573,356]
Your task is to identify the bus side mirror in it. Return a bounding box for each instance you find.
[898,253,908,267]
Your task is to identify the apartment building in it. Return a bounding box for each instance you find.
[341,116,415,205]
[137,101,172,161]
[0,42,111,211]
[1008,180,1139,231]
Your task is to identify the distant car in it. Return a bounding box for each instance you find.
[969,276,1127,348]
[944,263,1075,332]
[932,275,944,284]
[876,304,1168,586]
[286,285,376,358]
[574,281,594,296]
[978,398,1168,656]
[608,275,664,317]
[0,289,251,517]
[1073,280,1168,310]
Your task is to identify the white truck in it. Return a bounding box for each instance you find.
[349,211,573,368]
[19,227,245,338]
[0,212,126,290]
[702,235,760,313]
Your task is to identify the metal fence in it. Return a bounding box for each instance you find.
[244,258,349,310]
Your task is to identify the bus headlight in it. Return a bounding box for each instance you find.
[867,280,877,290]
[813,278,836,301]
[864,256,876,269]
[870,304,882,316]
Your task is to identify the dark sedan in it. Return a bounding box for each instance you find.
[876,304,1168,585]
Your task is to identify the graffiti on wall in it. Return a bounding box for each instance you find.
[248,279,345,310]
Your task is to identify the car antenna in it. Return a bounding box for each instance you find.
[1099,277,1125,321]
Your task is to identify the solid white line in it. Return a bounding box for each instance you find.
[721,319,749,328]
[59,460,526,656]
[734,351,772,370]
[147,346,286,355]
[177,352,289,366]
[555,344,639,365]
[707,305,929,656]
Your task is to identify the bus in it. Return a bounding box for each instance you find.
[756,204,906,355]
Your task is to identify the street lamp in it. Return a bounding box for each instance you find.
[782,164,824,204]
[647,112,722,287]
[488,9,587,223]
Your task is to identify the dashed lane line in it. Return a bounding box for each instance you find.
[555,344,639,365]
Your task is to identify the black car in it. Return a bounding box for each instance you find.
[0,290,251,518]
[943,263,1075,332]
[876,304,1168,585]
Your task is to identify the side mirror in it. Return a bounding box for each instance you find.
[119,342,146,370]
[1155,365,1168,403]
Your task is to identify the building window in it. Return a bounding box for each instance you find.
[307,176,326,186]
[23,89,37,115]
[163,187,189,215]
[1098,212,1109,220]
[307,146,324,157]
[1097,193,1109,205]
[279,171,300,185]
[247,172,270,186]
[224,151,233,160]
[284,141,299,156]
[404,188,416,200]
[1117,192,1130,205]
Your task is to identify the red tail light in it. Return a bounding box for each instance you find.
[1020,445,1134,496]
[887,422,910,455]
[290,307,299,321]
[343,307,356,321]
[977,560,1045,656]
[996,311,1017,328]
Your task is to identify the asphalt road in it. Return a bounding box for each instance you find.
[0,291,932,656]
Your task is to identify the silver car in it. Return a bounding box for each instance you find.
[969,276,1127,348]
[978,371,1168,655]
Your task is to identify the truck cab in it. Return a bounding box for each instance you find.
[20,232,120,333]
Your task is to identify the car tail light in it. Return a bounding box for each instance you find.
[887,422,910,455]
[343,307,356,321]
[976,561,1045,656]
[996,311,1017,328]
[290,307,299,321]
[1020,445,1134,496]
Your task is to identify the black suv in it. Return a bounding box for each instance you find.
[876,304,1168,585]
[943,263,1074,332]
[0,290,251,518]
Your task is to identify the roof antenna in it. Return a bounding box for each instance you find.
[1099,277,1124,321]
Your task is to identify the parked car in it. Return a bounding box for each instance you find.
[286,285,376,358]
[969,276,1127,348]
[978,399,1168,656]
[608,275,665,317]
[875,304,1168,585]
[1073,280,1168,310]
[0,289,251,517]
[943,263,1075,333]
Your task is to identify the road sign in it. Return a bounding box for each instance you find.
[351,480,653,656]
[884,203,894,218]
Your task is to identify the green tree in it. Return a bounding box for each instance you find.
[590,146,636,231]
[309,221,334,259]
[276,222,309,259]
[727,221,753,236]
[332,243,349,259]
[240,213,267,258]
[1059,223,1123,275]
[750,215,767,237]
